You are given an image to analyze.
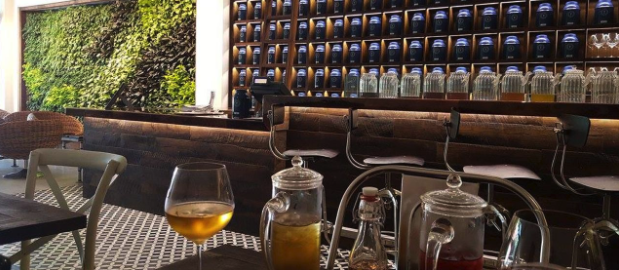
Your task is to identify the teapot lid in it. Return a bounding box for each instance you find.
[564,1,580,10]
[411,67,423,75]
[369,68,380,76]
[562,65,576,74]
[506,66,519,72]
[480,66,493,73]
[508,5,523,13]
[413,12,425,20]
[458,9,472,17]
[421,175,487,217]
[370,42,381,50]
[533,66,547,73]
[349,69,360,76]
[388,68,399,75]
[432,67,444,74]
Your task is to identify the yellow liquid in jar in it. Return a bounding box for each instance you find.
[530,94,555,102]
[166,202,233,244]
[272,221,321,270]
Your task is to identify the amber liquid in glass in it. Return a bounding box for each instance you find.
[500,93,526,101]
[272,221,321,270]
[166,202,234,244]
[446,93,469,100]
[530,94,555,102]
[349,260,388,270]
[424,92,446,99]
[419,251,484,270]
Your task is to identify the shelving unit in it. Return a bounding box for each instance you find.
[229,0,619,102]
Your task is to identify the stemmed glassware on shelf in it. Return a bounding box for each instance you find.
[165,163,235,270]
[588,33,619,58]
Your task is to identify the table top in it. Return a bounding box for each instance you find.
[0,193,86,245]
[156,245,267,270]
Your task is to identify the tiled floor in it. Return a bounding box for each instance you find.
[0,185,353,270]
[0,159,78,195]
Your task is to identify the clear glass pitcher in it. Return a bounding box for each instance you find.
[401,72,422,98]
[446,68,470,100]
[557,69,587,103]
[360,73,379,98]
[501,70,531,101]
[472,71,500,100]
[530,71,560,102]
[424,68,446,99]
[379,72,399,98]
[260,156,325,270]
[420,175,501,270]
[589,68,619,104]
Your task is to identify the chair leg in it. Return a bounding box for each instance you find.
[12,160,17,167]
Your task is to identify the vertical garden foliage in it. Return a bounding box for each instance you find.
[22,0,197,112]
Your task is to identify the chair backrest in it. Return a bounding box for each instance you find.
[0,109,9,120]
[270,105,286,127]
[3,111,83,136]
[557,114,590,148]
[0,120,63,160]
[448,108,461,140]
[348,108,359,131]
[25,148,127,270]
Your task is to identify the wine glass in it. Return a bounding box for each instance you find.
[602,33,612,58]
[165,163,235,270]
[588,34,599,58]
[609,33,619,58]
[594,34,606,58]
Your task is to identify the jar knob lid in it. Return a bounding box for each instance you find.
[446,174,462,189]
[362,187,379,196]
[291,156,303,167]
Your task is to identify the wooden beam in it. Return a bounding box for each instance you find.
[19,0,113,12]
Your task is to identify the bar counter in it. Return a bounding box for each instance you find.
[66,99,619,242]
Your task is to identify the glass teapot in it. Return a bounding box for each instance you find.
[420,175,503,270]
[588,68,619,104]
[472,68,500,100]
[446,67,470,99]
[557,69,587,103]
[260,156,325,270]
[530,71,560,102]
[501,70,532,101]
[424,67,446,99]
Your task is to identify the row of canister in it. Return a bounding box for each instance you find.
[239,1,615,32]
[333,66,619,103]
[239,0,615,27]
[236,34,579,66]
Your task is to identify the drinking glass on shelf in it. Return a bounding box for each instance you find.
[608,33,619,58]
[602,33,612,58]
[165,163,235,270]
[588,34,599,58]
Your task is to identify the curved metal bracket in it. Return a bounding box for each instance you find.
[325,166,551,269]
[267,110,291,161]
[551,123,594,196]
[343,115,371,170]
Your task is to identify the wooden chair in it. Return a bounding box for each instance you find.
[10,149,127,270]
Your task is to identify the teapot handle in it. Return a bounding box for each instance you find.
[424,219,455,270]
[485,204,509,240]
[260,192,290,270]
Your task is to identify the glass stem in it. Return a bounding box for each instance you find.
[198,244,203,270]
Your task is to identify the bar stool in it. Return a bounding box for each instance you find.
[553,114,619,243]
[343,108,425,263]
[444,109,538,230]
[267,105,339,165]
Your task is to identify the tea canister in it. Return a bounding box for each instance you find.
[252,47,261,65]
[315,20,326,40]
[282,70,287,83]
[481,7,498,30]
[560,33,579,59]
[331,69,343,88]
[412,0,426,7]
[594,0,615,25]
[412,12,426,34]
[334,0,344,13]
[267,46,276,64]
[296,69,307,88]
[317,0,327,15]
[297,22,308,40]
[315,45,325,64]
[389,15,403,36]
[478,37,494,60]
[432,39,447,61]
[239,25,247,42]
[503,36,521,60]
[283,23,291,39]
[454,38,471,61]
[238,47,247,65]
[433,11,448,33]
[562,1,581,26]
[390,0,402,8]
[369,42,381,63]
[370,0,383,10]
[239,69,247,86]
[333,19,344,38]
[349,43,361,64]
[409,40,423,61]
[533,34,551,59]
[351,18,362,37]
[298,46,307,65]
[233,89,251,119]
[536,3,554,27]
[267,69,275,82]
[282,46,289,64]
[315,69,325,89]
[282,0,292,15]
[331,44,343,64]
[299,0,309,16]
[387,42,401,62]
[369,16,382,37]
[351,0,363,12]
[268,23,276,40]
[238,3,247,20]
[253,24,261,42]
[253,2,262,19]
[271,0,277,16]
[506,5,523,28]
[345,69,361,98]
[456,9,472,32]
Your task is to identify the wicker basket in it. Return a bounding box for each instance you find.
[0,120,64,160]
[4,111,83,136]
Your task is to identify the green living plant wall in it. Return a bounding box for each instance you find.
[22,0,196,112]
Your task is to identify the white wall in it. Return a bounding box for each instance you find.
[0,0,230,112]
